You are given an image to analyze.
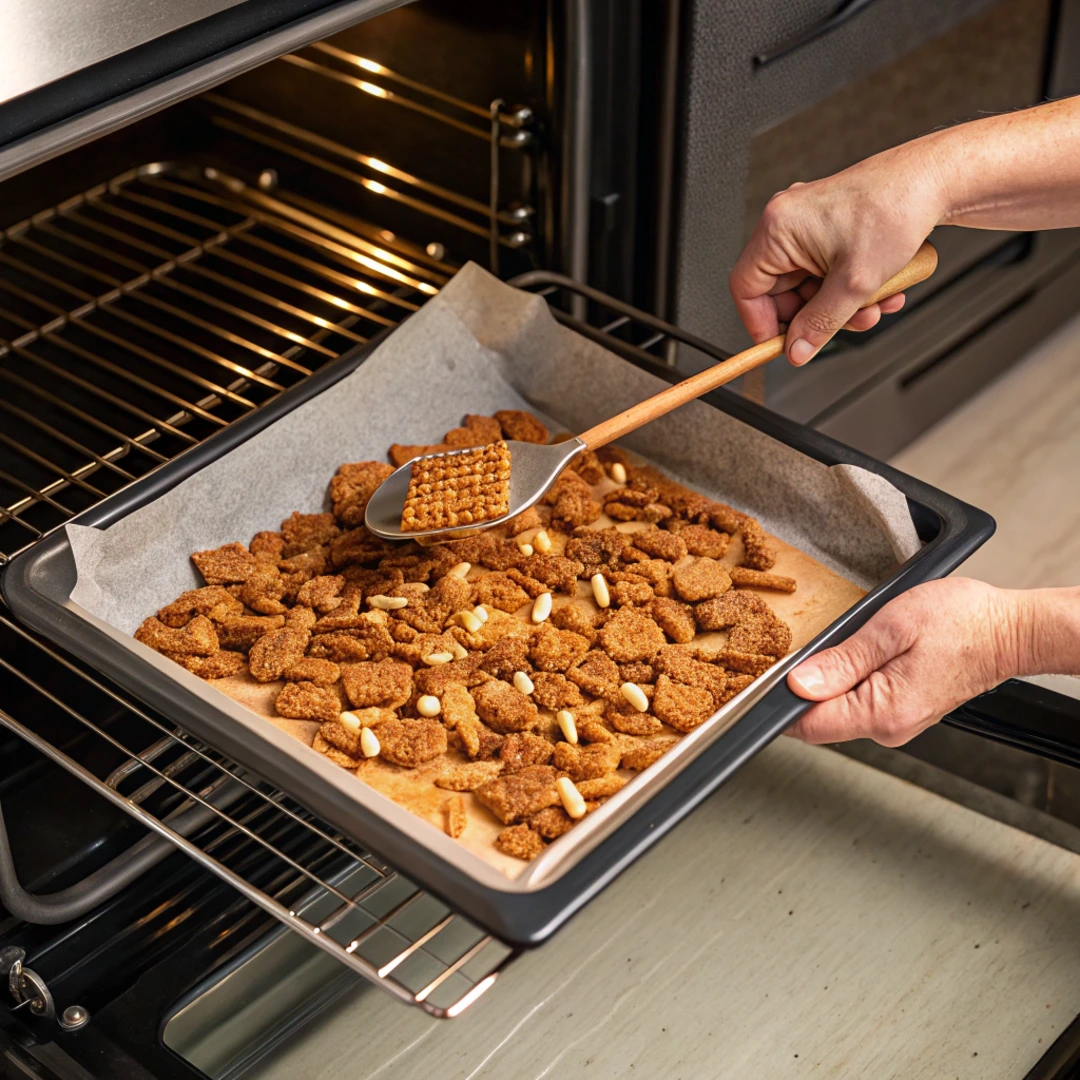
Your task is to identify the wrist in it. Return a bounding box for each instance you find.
[910,128,966,228]
[1002,586,1080,678]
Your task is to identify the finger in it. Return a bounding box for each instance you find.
[773,291,806,324]
[878,293,905,314]
[844,306,881,332]
[767,269,814,296]
[787,609,915,701]
[729,248,784,343]
[784,264,883,365]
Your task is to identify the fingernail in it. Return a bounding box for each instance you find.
[789,338,816,366]
[789,664,825,695]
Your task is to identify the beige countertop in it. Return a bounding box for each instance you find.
[236,736,1080,1079]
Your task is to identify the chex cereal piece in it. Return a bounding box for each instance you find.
[165,650,246,680]
[729,609,792,658]
[250,531,285,560]
[312,732,361,769]
[414,656,487,695]
[329,527,390,570]
[479,638,533,681]
[650,596,697,644]
[654,646,729,703]
[529,805,577,840]
[445,795,468,838]
[550,489,602,533]
[400,441,512,532]
[318,717,368,758]
[283,657,341,686]
[444,413,504,449]
[158,586,241,628]
[566,528,629,573]
[550,603,598,644]
[504,568,550,599]
[309,627,393,664]
[693,591,771,631]
[620,736,679,771]
[454,716,504,761]
[517,554,584,595]
[706,501,748,534]
[529,672,585,711]
[435,760,504,791]
[505,505,544,535]
[475,572,531,613]
[578,718,616,744]
[473,679,539,733]
[712,650,776,676]
[610,579,654,607]
[729,567,797,593]
[341,658,413,709]
[330,461,394,527]
[284,606,318,632]
[652,674,716,732]
[675,524,731,560]
[739,518,777,571]
[275,681,341,722]
[475,765,560,824]
[440,682,478,728]
[605,700,663,736]
[577,774,628,799]
[495,824,545,860]
[136,615,218,657]
[567,650,622,701]
[237,567,289,615]
[500,731,555,771]
[715,674,756,703]
[529,626,591,673]
[571,447,605,485]
[618,661,656,684]
[389,442,451,468]
[552,741,622,782]
[281,511,340,558]
[191,542,257,585]
[296,574,347,611]
[598,609,666,663]
[494,409,549,444]
[672,558,733,603]
[213,613,285,652]
[630,528,687,563]
[248,627,309,682]
[376,718,448,767]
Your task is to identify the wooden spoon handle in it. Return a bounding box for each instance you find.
[579,241,938,451]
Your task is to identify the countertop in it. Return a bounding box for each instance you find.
[234,737,1080,1079]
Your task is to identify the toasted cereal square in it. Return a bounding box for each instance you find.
[318,717,366,758]
[652,674,716,732]
[500,731,555,771]
[712,650,776,676]
[620,736,679,771]
[598,609,666,663]
[213,613,286,652]
[389,442,451,468]
[455,716,504,760]
[676,524,731,560]
[341,659,413,709]
[283,657,341,686]
[445,414,504,449]
[529,672,585,711]
[552,741,622,782]
[529,626,591,673]
[517,554,585,595]
[250,531,285,560]
[440,682,479,730]
[308,629,392,664]
[631,528,687,563]
[578,719,616,744]
[312,732,361,769]
[605,700,663,736]
[565,528,629,573]
[237,567,289,615]
[445,795,468,838]
[296,574,347,611]
[693,591,771,631]
[473,679,539,733]
[618,661,655,684]
[729,567,797,593]
[474,765,559,824]
[401,442,512,532]
[504,569,549,599]
[414,657,487,696]
[330,461,394,527]
[158,586,241,628]
[504,505,544,535]
[610,580,654,607]
[135,615,218,657]
[377,718,448,767]
[495,824,545,860]
[577,774,628,799]
[435,760,504,791]
[165,650,247,680]
[479,638,533,681]
[529,805,577,840]
[191,542,257,585]
[475,572,531,613]
[728,610,792,658]
[740,518,777,571]
[276,681,341,722]
[567,650,622,700]
[550,490,603,533]
[550,603,598,644]
[281,511,339,558]
[650,596,697,644]
[329,527,388,570]
[248,627,310,682]
[494,409,549,444]
[672,558,732,603]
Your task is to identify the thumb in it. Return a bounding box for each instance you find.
[787,611,912,701]
[784,263,879,365]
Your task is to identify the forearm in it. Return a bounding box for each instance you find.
[918,97,1080,232]
[1006,585,1080,677]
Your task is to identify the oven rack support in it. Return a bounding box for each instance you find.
[0,173,712,1016]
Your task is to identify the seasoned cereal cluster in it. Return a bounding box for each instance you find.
[401,440,512,531]
[137,409,795,862]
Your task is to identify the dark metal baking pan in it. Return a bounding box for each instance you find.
[2,286,996,946]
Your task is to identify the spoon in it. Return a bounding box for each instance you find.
[365,242,938,543]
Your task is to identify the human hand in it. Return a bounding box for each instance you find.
[785,578,1027,746]
[729,142,948,365]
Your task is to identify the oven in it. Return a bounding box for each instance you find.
[2,2,1080,1077]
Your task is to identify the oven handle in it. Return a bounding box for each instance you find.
[0,780,245,926]
[754,0,884,67]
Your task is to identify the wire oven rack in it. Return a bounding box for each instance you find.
[0,160,699,1018]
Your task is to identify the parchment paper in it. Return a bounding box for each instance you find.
[58,262,921,881]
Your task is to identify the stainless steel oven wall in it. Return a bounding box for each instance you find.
[669,0,1080,457]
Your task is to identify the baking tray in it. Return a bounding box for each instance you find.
[2,281,995,946]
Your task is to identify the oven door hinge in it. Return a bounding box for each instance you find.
[1,948,90,1031]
